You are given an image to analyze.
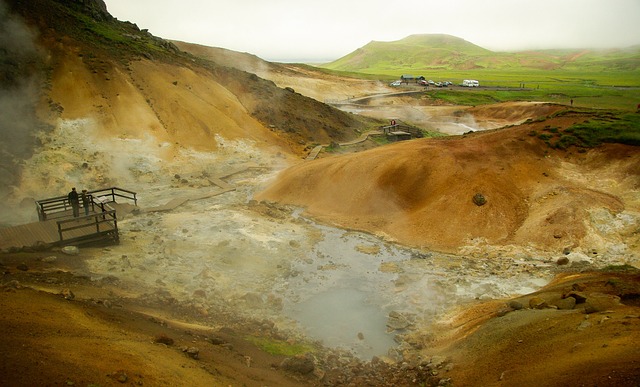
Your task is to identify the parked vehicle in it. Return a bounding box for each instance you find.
[418,79,428,86]
[390,80,402,86]
[462,79,479,87]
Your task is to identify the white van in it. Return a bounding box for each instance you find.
[462,79,479,87]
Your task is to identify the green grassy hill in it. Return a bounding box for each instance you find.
[320,34,640,110]
[325,34,494,73]
[323,34,640,75]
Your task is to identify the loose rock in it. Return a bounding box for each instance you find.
[508,300,524,310]
[61,246,80,256]
[529,297,548,309]
[553,296,576,310]
[183,347,199,359]
[280,354,315,375]
[60,288,75,300]
[472,193,487,206]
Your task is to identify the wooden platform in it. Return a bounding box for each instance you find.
[0,186,137,251]
[0,212,117,250]
[1,178,246,251]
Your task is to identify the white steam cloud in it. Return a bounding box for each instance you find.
[0,0,46,220]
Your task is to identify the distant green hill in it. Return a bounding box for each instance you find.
[322,34,640,75]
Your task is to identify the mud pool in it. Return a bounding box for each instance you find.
[81,167,556,360]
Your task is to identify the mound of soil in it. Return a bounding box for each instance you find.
[257,112,640,253]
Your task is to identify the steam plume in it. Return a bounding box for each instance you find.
[0,0,45,224]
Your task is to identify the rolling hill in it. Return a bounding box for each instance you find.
[322,34,640,73]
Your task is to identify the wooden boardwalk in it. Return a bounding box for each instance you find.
[0,211,117,250]
[305,130,383,160]
[0,167,262,251]
[141,163,258,213]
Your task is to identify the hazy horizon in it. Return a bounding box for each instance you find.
[104,0,640,63]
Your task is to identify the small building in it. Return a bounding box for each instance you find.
[400,75,425,84]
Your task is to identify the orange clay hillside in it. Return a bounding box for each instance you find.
[257,110,640,253]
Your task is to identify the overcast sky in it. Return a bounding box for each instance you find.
[104,0,640,62]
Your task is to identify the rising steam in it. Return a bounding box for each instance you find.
[0,0,46,224]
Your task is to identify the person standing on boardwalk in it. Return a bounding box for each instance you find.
[81,189,90,216]
[68,187,80,217]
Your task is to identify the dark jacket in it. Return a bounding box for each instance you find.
[68,190,79,205]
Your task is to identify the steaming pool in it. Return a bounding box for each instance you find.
[87,188,552,360]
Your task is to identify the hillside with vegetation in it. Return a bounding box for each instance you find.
[323,34,640,74]
[320,34,640,111]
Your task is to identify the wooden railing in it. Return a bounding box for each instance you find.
[380,124,400,134]
[56,208,118,243]
[36,187,137,221]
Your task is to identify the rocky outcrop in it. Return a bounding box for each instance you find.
[65,0,111,21]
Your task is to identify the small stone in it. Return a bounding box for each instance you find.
[60,288,75,300]
[577,320,591,331]
[184,347,199,359]
[42,256,58,263]
[565,291,587,303]
[16,263,28,271]
[110,370,128,383]
[154,334,174,345]
[357,332,365,340]
[280,354,315,375]
[553,297,576,310]
[529,297,548,309]
[430,356,447,368]
[472,193,487,206]
[313,368,326,380]
[508,300,524,310]
[584,293,621,314]
[3,280,22,289]
[556,257,570,266]
[208,336,228,345]
[61,246,80,256]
